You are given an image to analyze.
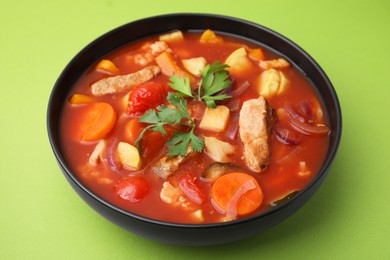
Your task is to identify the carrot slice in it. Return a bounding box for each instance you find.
[95,59,119,74]
[200,29,223,43]
[124,118,143,145]
[248,48,265,60]
[154,51,194,81]
[80,102,116,141]
[211,172,263,218]
[69,94,95,104]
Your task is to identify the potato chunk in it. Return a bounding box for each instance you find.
[225,47,252,74]
[159,30,184,42]
[116,142,141,170]
[199,105,230,132]
[204,137,235,162]
[256,68,288,98]
[182,57,207,76]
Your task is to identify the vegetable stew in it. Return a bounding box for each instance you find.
[60,30,330,224]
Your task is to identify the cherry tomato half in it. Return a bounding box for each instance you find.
[115,176,149,203]
[127,82,167,116]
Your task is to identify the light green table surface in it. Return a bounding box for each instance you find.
[1,0,389,259]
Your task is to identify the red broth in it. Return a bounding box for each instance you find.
[60,31,330,224]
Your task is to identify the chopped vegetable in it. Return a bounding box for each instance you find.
[199,105,230,132]
[181,57,207,76]
[69,94,95,104]
[179,173,206,205]
[201,162,242,180]
[159,30,184,42]
[273,125,301,145]
[230,80,250,98]
[135,93,204,157]
[248,47,265,60]
[200,29,223,43]
[88,140,106,166]
[124,118,143,145]
[80,102,116,141]
[95,59,119,74]
[270,191,299,207]
[155,51,193,80]
[127,82,167,116]
[115,177,149,202]
[107,139,121,173]
[225,47,253,74]
[117,142,141,170]
[257,68,288,98]
[211,172,263,220]
[283,105,330,136]
[204,137,235,162]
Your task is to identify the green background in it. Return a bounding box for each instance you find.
[1,0,389,259]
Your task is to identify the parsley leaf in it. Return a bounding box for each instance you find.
[199,62,232,107]
[168,75,193,97]
[166,128,204,157]
[167,62,231,108]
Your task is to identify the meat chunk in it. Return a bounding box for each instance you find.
[90,65,161,96]
[151,155,186,179]
[150,41,172,56]
[239,96,274,172]
[151,148,194,179]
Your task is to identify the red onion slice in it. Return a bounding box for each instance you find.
[299,101,314,120]
[284,103,330,136]
[231,80,250,98]
[107,139,121,173]
[274,125,301,145]
[225,180,256,221]
[285,104,305,123]
[290,117,330,136]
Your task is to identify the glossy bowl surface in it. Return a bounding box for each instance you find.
[47,13,342,246]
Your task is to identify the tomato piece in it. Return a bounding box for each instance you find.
[124,118,144,145]
[178,173,206,205]
[139,125,175,159]
[127,82,167,116]
[115,177,149,203]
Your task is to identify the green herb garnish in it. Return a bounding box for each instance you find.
[136,61,231,157]
[168,61,232,108]
[135,92,204,157]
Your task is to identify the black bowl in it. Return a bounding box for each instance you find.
[47,13,342,246]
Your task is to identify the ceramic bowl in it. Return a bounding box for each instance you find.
[47,13,342,246]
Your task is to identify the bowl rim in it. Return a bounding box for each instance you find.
[47,12,342,229]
